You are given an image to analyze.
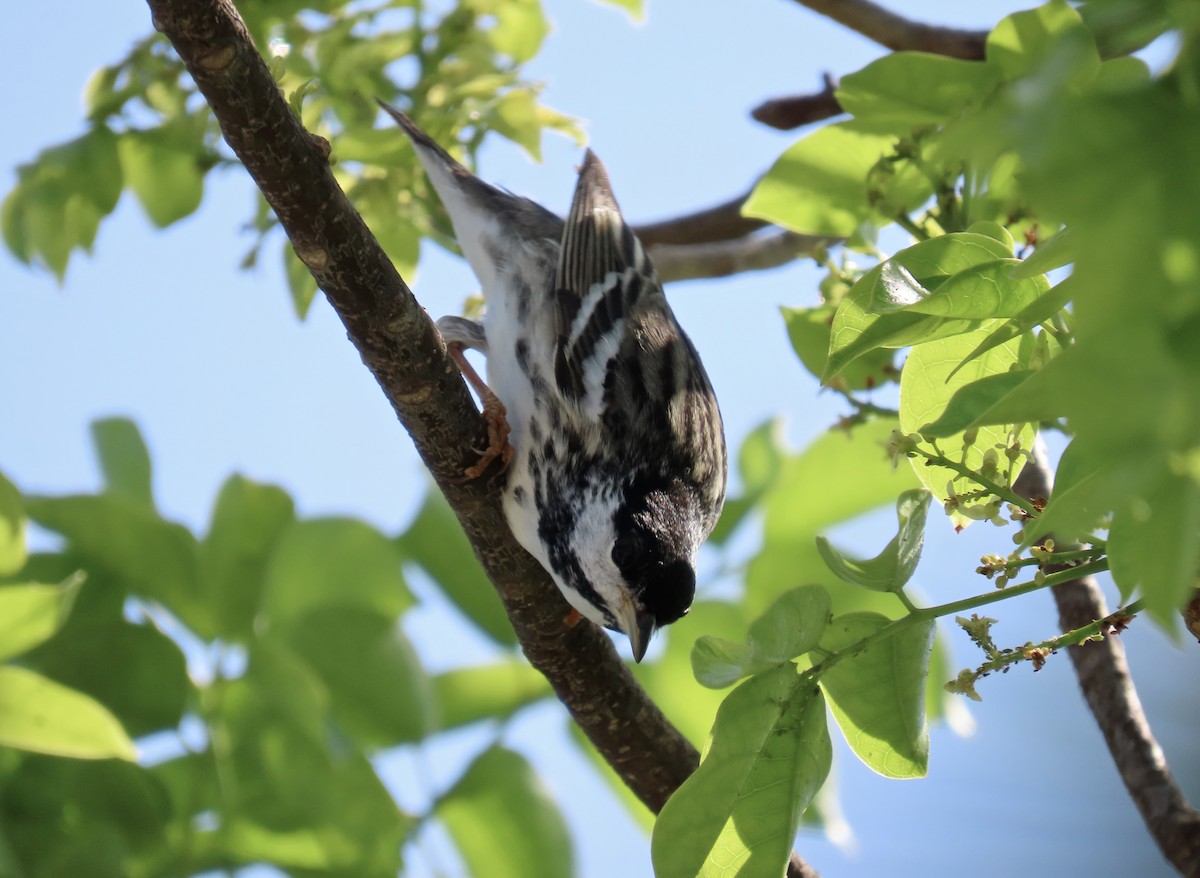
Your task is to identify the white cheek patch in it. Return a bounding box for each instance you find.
[569,489,626,625]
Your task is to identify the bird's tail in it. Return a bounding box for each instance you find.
[376,99,560,290]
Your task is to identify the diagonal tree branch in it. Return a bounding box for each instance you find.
[650,229,829,283]
[1016,448,1200,876]
[788,0,987,59]
[144,1,821,874]
[751,73,844,132]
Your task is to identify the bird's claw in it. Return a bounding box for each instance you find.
[462,390,513,479]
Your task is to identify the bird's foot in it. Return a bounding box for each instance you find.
[463,387,514,479]
[563,607,583,628]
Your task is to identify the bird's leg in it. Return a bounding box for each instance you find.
[437,316,514,478]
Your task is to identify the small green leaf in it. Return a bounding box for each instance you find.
[816,489,931,592]
[489,0,549,63]
[398,490,514,646]
[691,636,754,690]
[0,665,136,760]
[26,619,189,737]
[490,89,542,161]
[919,370,1037,438]
[0,470,26,577]
[438,746,573,878]
[589,0,644,22]
[652,665,831,878]
[986,0,1098,83]
[825,233,1013,380]
[744,121,932,236]
[1012,227,1076,278]
[25,494,204,631]
[747,585,831,665]
[1107,464,1200,627]
[265,518,413,624]
[899,322,1033,527]
[838,53,1001,129]
[286,605,432,747]
[431,661,551,730]
[91,417,154,507]
[200,474,295,638]
[904,260,1049,319]
[947,278,1071,378]
[782,305,895,392]
[0,574,83,661]
[118,127,205,227]
[819,613,934,778]
[284,243,319,319]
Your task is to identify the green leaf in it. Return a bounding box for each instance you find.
[3,126,122,278]
[899,322,1033,527]
[819,613,934,778]
[91,417,153,507]
[200,474,295,638]
[1012,227,1076,278]
[652,665,831,878]
[986,0,1098,84]
[27,619,189,737]
[590,0,644,22]
[438,746,573,878]
[691,636,754,690]
[490,1,549,63]
[744,121,932,236]
[0,470,26,577]
[825,233,1013,380]
[286,605,432,747]
[692,586,832,689]
[398,490,514,646]
[431,661,551,730]
[117,127,204,227]
[838,53,1001,129]
[747,585,831,665]
[490,89,543,160]
[947,278,1071,378]
[918,370,1037,438]
[264,517,413,624]
[904,260,1048,319]
[0,665,135,760]
[284,243,319,319]
[25,494,204,631]
[1107,463,1200,626]
[782,305,895,392]
[0,574,83,662]
[816,489,931,592]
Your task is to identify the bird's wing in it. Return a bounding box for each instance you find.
[552,154,726,508]
[553,151,656,416]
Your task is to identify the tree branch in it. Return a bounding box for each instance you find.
[144,2,821,874]
[751,73,844,132]
[633,191,767,247]
[650,229,829,283]
[788,0,987,59]
[1016,447,1200,876]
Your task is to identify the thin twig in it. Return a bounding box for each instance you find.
[1015,443,1200,875]
[751,73,843,131]
[789,0,987,58]
[649,229,831,283]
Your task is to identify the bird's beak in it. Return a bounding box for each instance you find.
[616,597,656,663]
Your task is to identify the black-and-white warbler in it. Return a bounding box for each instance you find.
[379,102,727,661]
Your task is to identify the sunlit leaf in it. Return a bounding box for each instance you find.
[0,574,82,662]
[91,417,153,507]
[200,474,295,638]
[986,0,1098,84]
[652,666,831,878]
[439,746,573,878]
[744,121,933,236]
[838,53,1001,129]
[0,470,26,577]
[819,613,933,778]
[817,489,931,592]
[265,517,413,624]
[432,660,551,730]
[0,666,135,760]
[118,127,205,227]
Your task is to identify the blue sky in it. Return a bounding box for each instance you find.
[1,1,1196,876]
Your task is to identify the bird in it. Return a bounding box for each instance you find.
[378,101,727,662]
